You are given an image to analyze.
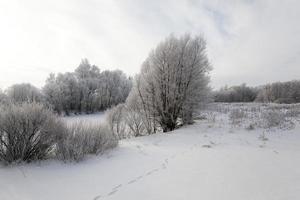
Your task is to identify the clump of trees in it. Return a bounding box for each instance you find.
[6,83,44,104]
[107,34,212,135]
[214,84,257,102]
[0,59,129,165]
[0,59,132,115]
[43,59,132,114]
[255,80,300,103]
[214,80,300,104]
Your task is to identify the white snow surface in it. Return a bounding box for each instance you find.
[1,106,300,200]
[62,112,107,126]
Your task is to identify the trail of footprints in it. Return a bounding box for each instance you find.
[93,141,209,200]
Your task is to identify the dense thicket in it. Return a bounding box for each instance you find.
[123,34,211,132]
[56,122,117,162]
[214,81,300,104]
[255,80,300,103]
[0,103,65,164]
[0,102,118,164]
[6,83,44,103]
[43,59,132,114]
[214,84,257,102]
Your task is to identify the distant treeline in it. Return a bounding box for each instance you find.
[214,80,300,103]
[0,59,132,114]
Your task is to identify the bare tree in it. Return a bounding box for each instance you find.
[131,34,211,132]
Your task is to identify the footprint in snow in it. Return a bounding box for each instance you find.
[136,175,143,179]
[107,190,118,196]
[93,195,102,200]
[127,179,137,184]
[146,168,160,176]
[112,184,122,190]
[164,158,169,164]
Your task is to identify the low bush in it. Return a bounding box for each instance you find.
[106,104,128,139]
[229,109,247,125]
[0,103,65,164]
[106,103,155,138]
[262,110,286,128]
[56,122,117,162]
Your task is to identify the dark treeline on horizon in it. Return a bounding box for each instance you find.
[214,80,300,104]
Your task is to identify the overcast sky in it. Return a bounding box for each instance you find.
[0,0,299,89]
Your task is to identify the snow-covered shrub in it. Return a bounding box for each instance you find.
[286,107,300,118]
[106,104,128,139]
[259,132,268,141]
[124,107,152,137]
[246,123,255,130]
[106,103,152,138]
[6,83,45,104]
[201,111,216,123]
[261,109,295,129]
[0,103,65,164]
[229,109,247,125]
[262,110,284,128]
[56,122,117,162]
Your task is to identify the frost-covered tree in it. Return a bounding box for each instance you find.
[131,34,211,132]
[6,83,44,104]
[43,59,132,114]
[43,72,81,114]
[96,70,132,109]
[75,59,101,112]
[43,73,65,113]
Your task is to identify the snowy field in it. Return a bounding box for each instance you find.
[62,112,107,126]
[1,103,300,200]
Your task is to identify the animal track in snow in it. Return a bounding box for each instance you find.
[107,190,118,196]
[164,158,169,164]
[112,184,122,190]
[93,195,102,200]
[128,179,137,184]
[92,151,185,199]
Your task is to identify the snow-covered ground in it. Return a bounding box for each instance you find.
[62,112,107,126]
[1,104,300,200]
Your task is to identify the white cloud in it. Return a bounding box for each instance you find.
[0,0,299,89]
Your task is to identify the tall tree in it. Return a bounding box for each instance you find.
[131,34,211,132]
